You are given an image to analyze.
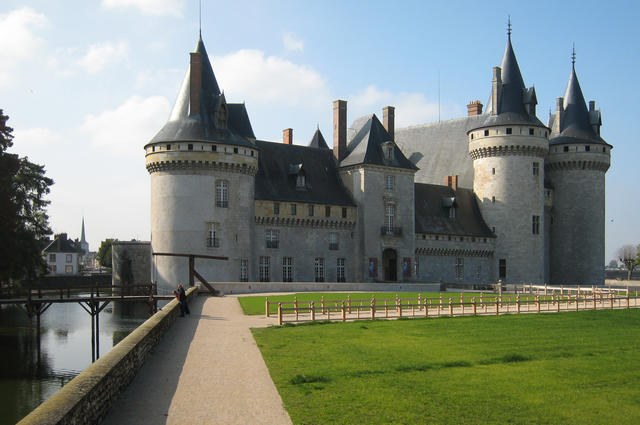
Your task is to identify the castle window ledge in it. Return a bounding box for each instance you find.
[381,226,402,237]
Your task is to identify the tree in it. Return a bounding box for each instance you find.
[607,260,619,269]
[97,239,115,269]
[0,110,53,285]
[617,245,639,281]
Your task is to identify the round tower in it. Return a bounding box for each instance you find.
[468,31,548,285]
[546,55,611,285]
[144,36,258,291]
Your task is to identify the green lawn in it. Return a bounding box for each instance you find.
[239,292,585,316]
[252,309,640,425]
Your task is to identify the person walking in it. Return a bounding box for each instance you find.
[178,283,190,316]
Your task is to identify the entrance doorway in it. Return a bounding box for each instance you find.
[382,248,397,281]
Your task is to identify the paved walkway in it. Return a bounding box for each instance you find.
[102,295,292,425]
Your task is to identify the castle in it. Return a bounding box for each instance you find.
[144,30,611,290]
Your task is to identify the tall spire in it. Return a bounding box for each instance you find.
[81,217,86,243]
[560,50,591,135]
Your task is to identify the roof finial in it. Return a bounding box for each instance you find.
[507,15,512,39]
[198,0,202,38]
[571,43,576,68]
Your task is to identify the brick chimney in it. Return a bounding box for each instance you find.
[445,175,459,191]
[383,106,395,139]
[283,128,293,144]
[189,51,203,116]
[491,67,502,115]
[467,100,483,116]
[333,100,347,161]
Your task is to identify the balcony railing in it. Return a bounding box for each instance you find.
[381,226,402,236]
[206,237,220,248]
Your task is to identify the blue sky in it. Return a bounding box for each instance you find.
[2,0,638,264]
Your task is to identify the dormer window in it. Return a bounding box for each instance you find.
[216,103,227,129]
[289,163,307,191]
[449,206,456,219]
[381,141,395,161]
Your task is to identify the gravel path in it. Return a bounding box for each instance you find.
[102,295,292,425]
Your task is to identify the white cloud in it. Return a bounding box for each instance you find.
[282,32,304,52]
[78,41,129,74]
[215,49,330,107]
[101,0,185,17]
[80,95,171,156]
[0,7,48,84]
[12,127,63,149]
[349,85,461,127]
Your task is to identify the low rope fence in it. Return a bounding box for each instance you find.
[265,292,640,325]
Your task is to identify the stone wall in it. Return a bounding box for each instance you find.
[17,287,197,425]
[211,281,440,294]
[112,241,151,292]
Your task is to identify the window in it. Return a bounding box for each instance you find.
[563,146,569,152]
[240,259,248,282]
[291,204,297,216]
[337,258,345,282]
[66,254,72,263]
[215,180,228,208]
[282,257,293,282]
[385,175,395,191]
[233,147,238,154]
[342,207,347,218]
[212,145,217,152]
[384,203,395,230]
[471,134,474,140]
[585,145,590,152]
[188,143,193,150]
[449,206,456,219]
[49,253,56,262]
[329,233,339,250]
[532,215,540,235]
[484,129,489,136]
[325,206,331,217]
[273,202,280,215]
[499,259,507,280]
[259,257,270,282]
[166,144,171,150]
[266,229,279,249]
[308,204,314,217]
[207,222,219,247]
[296,172,306,189]
[529,128,535,135]
[65,265,73,274]
[506,127,512,134]
[152,146,155,152]
[49,265,57,273]
[314,257,325,282]
[455,257,464,280]
[492,196,495,203]
[533,162,539,176]
[492,168,495,175]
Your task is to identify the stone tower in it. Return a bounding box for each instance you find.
[546,55,611,285]
[144,36,258,291]
[467,31,548,284]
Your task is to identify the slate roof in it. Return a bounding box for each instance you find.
[395,115,484,189]
[549,65,610,146]
[43,235,83,254]
[478,35,544,129]
[340,114,418,170]
[414,183,494,237]
[147,36,254,149]
[254,140,355,206]
[308,128,329,149]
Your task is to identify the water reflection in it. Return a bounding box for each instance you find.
[0,299,147,424]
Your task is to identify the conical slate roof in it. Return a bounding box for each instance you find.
[308,128,329,149]
[549,64,608,146]
[340,114,418,170]
[147,36,254,148]
[479,35,544,128]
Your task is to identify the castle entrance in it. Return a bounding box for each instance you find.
[382,248,397,281]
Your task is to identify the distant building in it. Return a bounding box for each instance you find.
[42,233,83,275]
[145,29,610,290]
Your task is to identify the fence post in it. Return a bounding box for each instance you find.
[397,298,402,318]
[556,296,560,312]
[472,297,477,315]
[517,294,520,314]
[295,298,299,321]
[321,296,325,315]
[418,293,422,311]
[496,298,500,315]
[449,298,453,316]
[480,292,484,308]
[385,300,388,318]
[626,292,630,309]
[610,294,614,310]
[347,295,352,314]
[278,303,283,326]
[439,294,443,316]
[575,294,579,311]
[342,302,346,322]
[311,301,315,321]
[536,295,540,313]
[425,299,429,317]
[371,297,375,319]
[592,292,597,310]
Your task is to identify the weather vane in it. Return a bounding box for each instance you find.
[507,15,512,38]
[571,43,576,66]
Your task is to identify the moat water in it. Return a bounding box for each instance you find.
[0,297,149,424]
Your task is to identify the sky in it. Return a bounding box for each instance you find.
[1,0,638,264]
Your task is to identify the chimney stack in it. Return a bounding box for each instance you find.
[283,128,293,145]
[189,51,203,116]
[467,100,483,116]
[333,100,347,161]
[491,67,502,115]
[445,175,459,191]
[383,106,395,140]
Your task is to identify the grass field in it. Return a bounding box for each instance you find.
[238,292,592,316]
[252,309,640,425]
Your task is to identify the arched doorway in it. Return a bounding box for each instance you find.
[382,248,397,281]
